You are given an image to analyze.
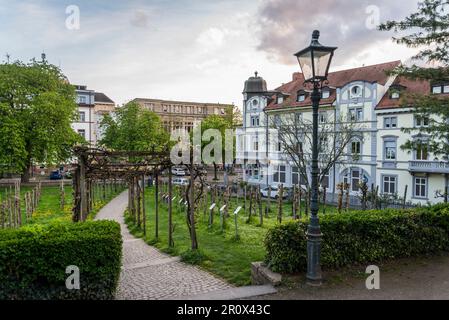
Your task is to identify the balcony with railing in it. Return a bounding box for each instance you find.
[408,161,449,174]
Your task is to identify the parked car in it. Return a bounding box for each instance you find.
[260,186,289,199]
[49,170,63,180]
[173,177,189,186]
[172,167,186,176]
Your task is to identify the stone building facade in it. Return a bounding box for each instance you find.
[73,85,115,146]
[133,98,234,133]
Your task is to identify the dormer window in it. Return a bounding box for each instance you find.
[391,92,400,99]
[389,84,405,99]
[432,83,449,94]
[297,91,306,102]
[277,96,284,104]
[322,88,330,99]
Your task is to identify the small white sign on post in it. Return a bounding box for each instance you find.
[234,206,242,215]
[179,199,184,204]
[220,205,227,212]
[209,203,216,210]
[184,201,188,206]
[172,196,177,201]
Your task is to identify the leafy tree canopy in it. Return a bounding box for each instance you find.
[379,0,449,158]
[0,59,80,178]
[99,101,169,152]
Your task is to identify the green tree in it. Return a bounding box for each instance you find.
[224,105,243,129]
[99,101,169,151]
[194,115,233,181]
[379,0,449,158]
[0,59,80,182]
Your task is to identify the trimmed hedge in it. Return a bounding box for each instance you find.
[0,221,122,300]
[265,204,449,273]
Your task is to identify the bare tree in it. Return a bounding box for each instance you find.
[270,113,361,190]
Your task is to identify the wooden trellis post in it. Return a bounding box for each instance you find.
[337,183,344,213]
[8,195,13,228]
[305,188,310,217]
[345,183,350,211]
[224,187,231,218]
[0,201,4,229]
[265,185,271,218]
[136,176,142,228]
[155,170,159,240]
[322,186,327,215]
[87,180,92,213]
[203,189,208,218]
[79,152,88,222]
[277,184,284,224]
[15,181,21,227]
[258,186,263,226]
[128,179,133,222]
[168,167,174,247]
[142,175,147,238]
[102,179,106,202]
[247,186,253,224]
[243,184,247,215]
[293,185,298,220]
[402,185,408,209]
[24,192,28,221]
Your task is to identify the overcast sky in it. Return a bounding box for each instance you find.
[0,0,422,107]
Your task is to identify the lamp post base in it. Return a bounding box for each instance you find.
[306,278,323,287]
[306,229,323,287]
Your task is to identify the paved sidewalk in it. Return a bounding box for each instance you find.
[95,191,259,300]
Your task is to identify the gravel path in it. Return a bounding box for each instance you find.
[95,191,232,300]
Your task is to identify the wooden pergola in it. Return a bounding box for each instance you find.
[72,146,174,240]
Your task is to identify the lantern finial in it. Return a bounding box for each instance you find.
[311,30,320,45]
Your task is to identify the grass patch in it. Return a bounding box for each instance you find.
[125,187,346,286]
[0,185,124,226]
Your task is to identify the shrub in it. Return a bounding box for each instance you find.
[265,205,449,273]
[0,221,122,300]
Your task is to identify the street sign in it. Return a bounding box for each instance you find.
[220,205,226,212]
[209,203,216,210]
[172,196,177,201]
[234,206,242,215]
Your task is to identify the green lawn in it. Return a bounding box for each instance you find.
[126,187,345,286]
[0,184,124,226]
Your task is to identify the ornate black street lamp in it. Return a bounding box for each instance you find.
[294,30,337,285]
